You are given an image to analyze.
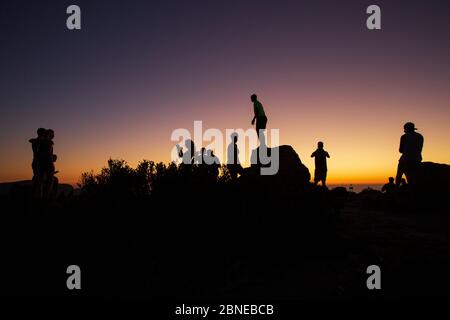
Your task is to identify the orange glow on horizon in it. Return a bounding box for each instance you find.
[1,69,449,186]
[2,1,450,190]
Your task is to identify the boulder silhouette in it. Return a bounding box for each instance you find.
[242,145,311,192]
[235,145,335,251]
[414,162,450,193]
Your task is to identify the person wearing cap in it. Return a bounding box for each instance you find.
[395,122,424,186]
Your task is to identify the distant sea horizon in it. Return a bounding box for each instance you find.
[1,179,384,194]
[328,184,383,193]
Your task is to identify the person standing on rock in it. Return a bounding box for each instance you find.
[250,94,268,146]
[311,141,330,187]
[395,122,424,187]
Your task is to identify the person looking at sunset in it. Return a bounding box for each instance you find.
[311,141,330,187]
[250,94,267,145]
[395,122,424,187]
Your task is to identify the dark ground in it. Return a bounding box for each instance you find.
[1,182,449,301]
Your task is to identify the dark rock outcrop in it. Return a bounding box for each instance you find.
[244,145,311,192]
[235,145,334,250]
[414,162,450,189]
[414,162,450,198]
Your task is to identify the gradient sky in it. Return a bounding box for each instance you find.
[1,0,449,185]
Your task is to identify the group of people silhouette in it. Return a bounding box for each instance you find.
[28,94,425,196]
[175,94,267,182]
[175,94,333,186]
[29,128,58,199]
[381,176,409,195]
[176,141,221,181]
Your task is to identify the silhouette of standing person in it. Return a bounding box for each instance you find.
[41,129,58,199]
[195,147,207,165]
[227,133,244,180]
[311,141,330,187]
[395,122,423,187]
[205,149,220,182]
[250,94,267,146]
[196,147,209,181]
[177,139,196,165]
[177,139,196,182]
[29,127,47,199]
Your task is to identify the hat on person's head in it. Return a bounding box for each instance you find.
[404,122,417,131]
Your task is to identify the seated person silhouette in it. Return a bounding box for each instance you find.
[382,177,396,194]
[311,141,330,187]
[395,122,424,187]
[227,133,244,180]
